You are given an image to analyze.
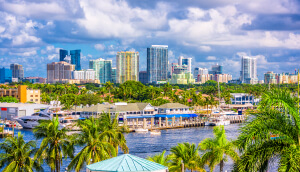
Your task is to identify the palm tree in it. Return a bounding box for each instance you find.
[169,142,205,172]
[67,117,118,172]
[105,81,114,95]
[199,126,239,172]
[147,150,171,167]
[0,132,43,172]
[99,113,129,154]
[33,117,74,172]
[234,88,300,171]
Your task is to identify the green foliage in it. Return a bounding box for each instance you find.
[147,150,171,167]
[199,126,239,172]
[68,113,128,172]
[234,88,300,171]
[0,96,19,103]
[0,132,43,172]
[33,117,74,172]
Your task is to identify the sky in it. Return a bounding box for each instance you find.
[0,0,300,80]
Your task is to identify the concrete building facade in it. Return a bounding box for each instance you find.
[116,51,139,83]
[47,61,75,83]
[147,45,168,83]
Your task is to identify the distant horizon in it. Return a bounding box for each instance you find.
[0,0,299,79]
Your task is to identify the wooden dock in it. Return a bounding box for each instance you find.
[0,130,14,138]
[127,115,246,132]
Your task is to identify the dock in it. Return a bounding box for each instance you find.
[126,115,246,132]
[0,130,14,138]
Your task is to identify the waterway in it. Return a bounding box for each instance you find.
[1,124,243,171]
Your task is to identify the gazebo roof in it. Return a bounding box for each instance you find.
[86,154,168,172]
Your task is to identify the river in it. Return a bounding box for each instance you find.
[1,124,245,171]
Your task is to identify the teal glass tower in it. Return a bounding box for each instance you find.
[59,49,68,62]
[89,58,112,83]
[70,49,81,70]
[0,68,12,83]
[147,45,168,83]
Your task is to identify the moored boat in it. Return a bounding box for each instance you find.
[150,130,161,135]
[135,128,148,133]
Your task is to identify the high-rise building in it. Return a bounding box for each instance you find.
[72,69,96,80]
[147,45,168,83]
[0,68,12,83]
[264,71,277,84]
[89,58,112,83]
[116,51,139,83]
[10,63,24,80]
[178,56,192,73]
[209,64,223,75]
[111,67,117,83]
[70,49,81,70]
[139,71,148,84]
[194,67,208,79]
[240,56,257,84]
[59,49,68,62]
[47,61,75,83]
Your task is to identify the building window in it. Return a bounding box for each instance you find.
[35,90,38,93]
[30,95,33,97]
[30,99,33,101]
[35,95,38,97]
[35,99,38,101]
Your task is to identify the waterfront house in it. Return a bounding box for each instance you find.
[230,93,260,105]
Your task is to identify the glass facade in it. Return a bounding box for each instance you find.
[70,49,81,70]
[89,58,112,83]
[210,64,223,75]
[147,45,168,83]
[0,68,12,83]
[111,67,117,83]
[241,56,257,83]
[10,63,24,80]
[116,51,139,83]
[59,49,68,62]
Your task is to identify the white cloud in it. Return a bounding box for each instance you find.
[47,54,57,60]
[94,44,105,51]
[199,46,211,52]
[206,56,217,60]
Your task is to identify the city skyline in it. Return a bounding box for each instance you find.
[0,0,299,80]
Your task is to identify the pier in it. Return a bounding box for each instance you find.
[125,115,246,132]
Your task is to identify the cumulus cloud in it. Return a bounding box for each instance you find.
[206,56,217,60]
[94,44,105,51]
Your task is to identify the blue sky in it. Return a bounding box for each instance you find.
[0,0,300,79]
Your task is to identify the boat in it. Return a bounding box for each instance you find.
[135,128,148,133]
[59,116,78,128]
[15,108,52,129]
[205,116,230,126]
[150,130,161,135]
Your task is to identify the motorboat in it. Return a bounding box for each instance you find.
[134,128,148,133]
[205,116,230,126]
[150,130,161,135]
[15,108,52,129]
[59,116,78,128]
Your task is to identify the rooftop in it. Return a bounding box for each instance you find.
[86,154,167,172]
[157,103,190,109]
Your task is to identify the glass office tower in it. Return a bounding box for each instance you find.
[70,49,81,70]
[0,68,12,83]
[147,45,168,84]
[59,49,68,62]
[10,63,24,80]
[89,58,112,83]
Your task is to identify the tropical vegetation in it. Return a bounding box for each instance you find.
[0,132,43,172]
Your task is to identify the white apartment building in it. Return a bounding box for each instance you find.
[72,69,96,80]
[240,56,257,84]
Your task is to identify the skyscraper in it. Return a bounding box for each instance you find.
[147,45,168,83]
[209,64,223,75]
[194,67,208,79]
[47,61,75,83]
[89,58,112,83]
[70,49,81,70]
[111,67,117,83]
[240,56,257,84]
[116,51,139,83]
[178,56,192,73]
[10,63,24,80]
[59,49,68,62]
[0,68,12,83]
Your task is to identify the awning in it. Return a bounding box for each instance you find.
[126,115,155,119]
[155,114,198,118]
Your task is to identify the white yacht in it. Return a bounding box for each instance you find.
[205,116,230,126]
[15,108,52,129]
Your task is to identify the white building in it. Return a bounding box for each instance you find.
[230,93,260,105]
[178,56,192,73]
[240,56,257,84]
[194,67,208,79]
[72,69,96,80]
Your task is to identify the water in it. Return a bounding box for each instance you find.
[1,124,242,171]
